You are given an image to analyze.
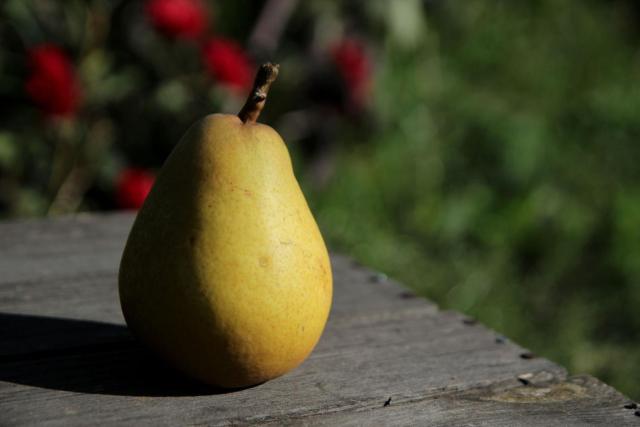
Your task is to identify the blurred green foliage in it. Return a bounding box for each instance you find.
[309,0,640,398]
[1,0,639,398]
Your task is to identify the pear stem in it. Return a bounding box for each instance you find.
[238,63,280,124]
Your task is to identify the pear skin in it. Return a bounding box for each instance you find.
[118,64,332,388]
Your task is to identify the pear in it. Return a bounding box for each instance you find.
[118,64,332,388]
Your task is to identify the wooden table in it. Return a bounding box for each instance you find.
[1,213,637,425]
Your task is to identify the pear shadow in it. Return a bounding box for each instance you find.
[0,313,250,397]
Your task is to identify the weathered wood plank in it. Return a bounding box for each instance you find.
[272,376,638,426]
[1,308,565,424]
[0,342,565,425]
[0,213,132,286]
[0,214,632,425]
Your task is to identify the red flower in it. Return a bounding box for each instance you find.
[25,44,82,118]
[145,0,208,40]
[116,168,155,210]
[330,39,372,108]
[202,38,253,91]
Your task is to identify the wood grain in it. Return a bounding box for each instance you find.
[0,214,634,425]
[272,375,636,426]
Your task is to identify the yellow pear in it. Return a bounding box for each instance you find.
[118,64,332,388]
